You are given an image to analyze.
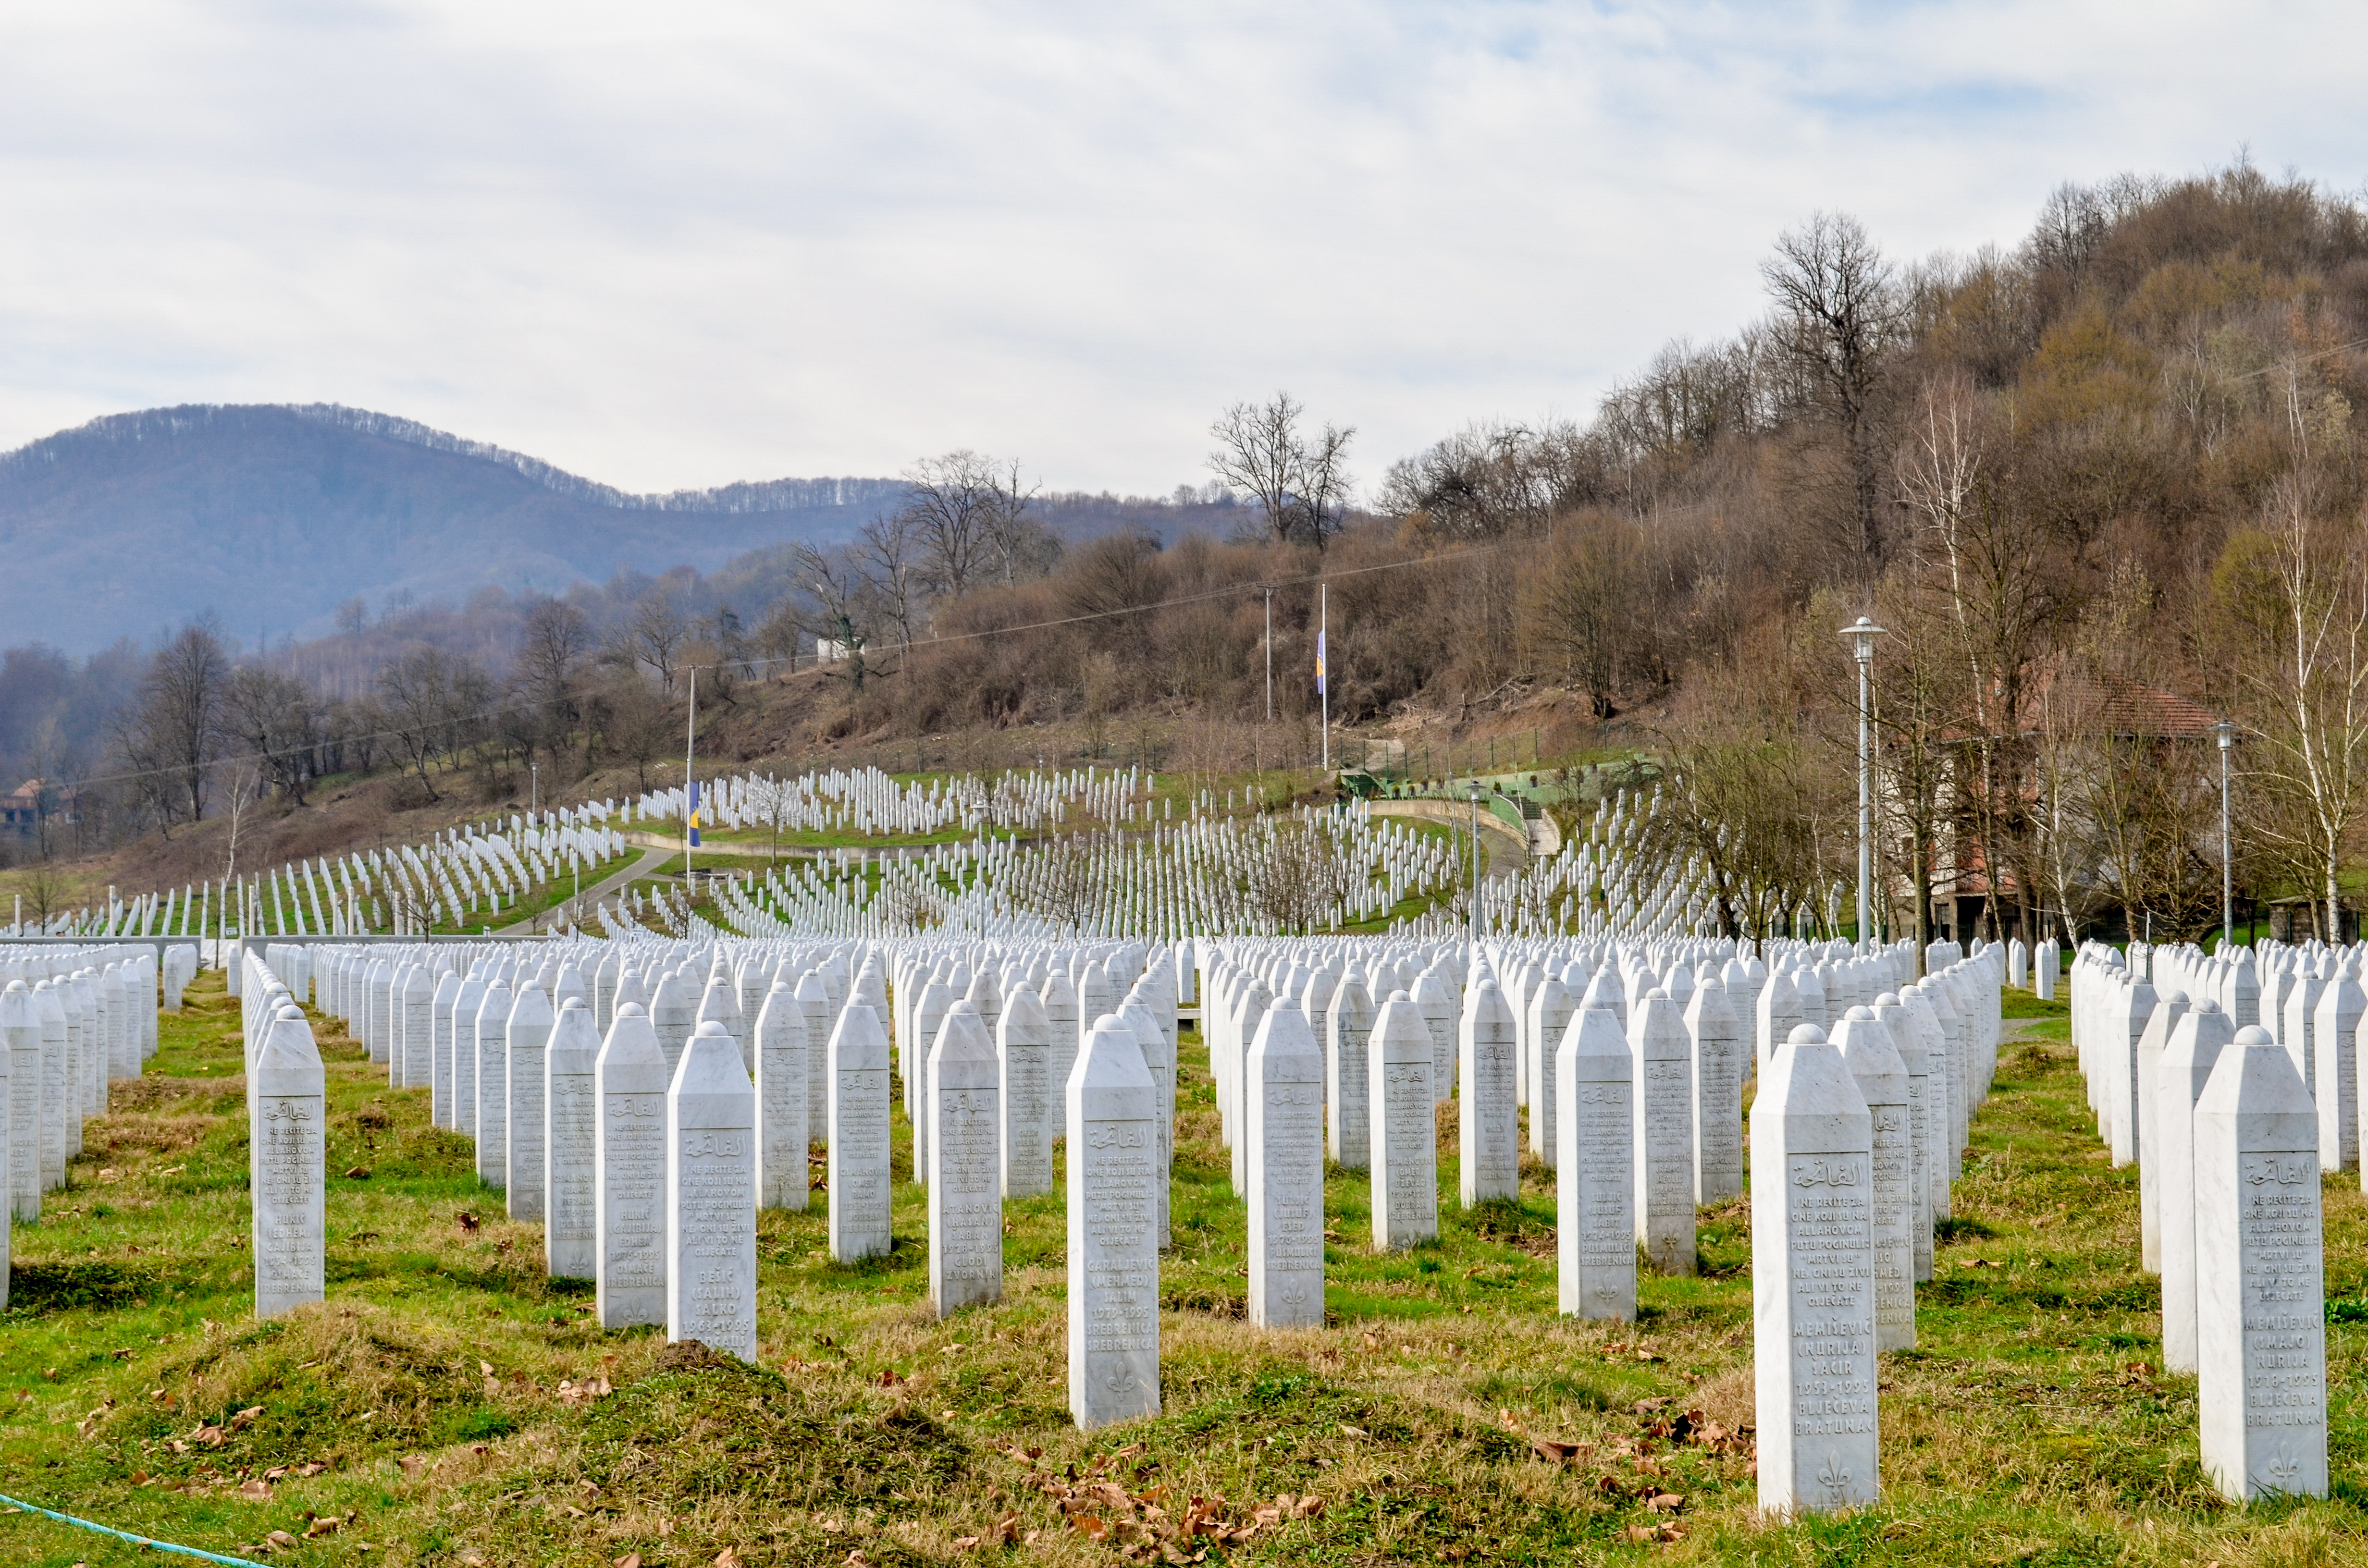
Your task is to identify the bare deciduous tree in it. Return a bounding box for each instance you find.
[1764,212,1901,572]
[628,596,689,695]
[1208,392,1357,549]
[2215,471,2368,937]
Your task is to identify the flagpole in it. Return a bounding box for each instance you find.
[1319,583,1330,773]
[685,665,698,884]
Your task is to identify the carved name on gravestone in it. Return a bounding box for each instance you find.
[596,1003,668,1328]
[929,1001,1003,1316]
[544,998,599,1280]
[1068,1014,1159,1430]
[829,1003,893,1263]
[1369,991,1436,1250]
[667,1020,758,1363]
[1753,1024,1878,1516]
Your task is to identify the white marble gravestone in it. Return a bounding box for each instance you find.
[828,1002,894,1263]
[928,1000,1003,1315]
[474,979,513,1188]
[506,984,555,1222]
[1067,1013,1160,1430]
[2195,1024,2327,1501]
[399,964,434,1094]
[1687,973,1743,1204]
[544,997,600,1280]
[1118,994,1174,1251]
[1327,974,1375,1170]
[2314,962,2362,1172]
[1556,999,1635,1321]
[1413,970,1456,1104]
[253,1006,325,1320]
[595,1002,669,1328]
[999,984,1054,1198]
[1246,1000,1325,1328]
[1752,1023,1878,1516]
[2136,989,2191,1274]
[2156,999,2233,1375]
[1630,987,1696,1276]
[1459,979,1519,1206]
[5,982,37,1224]
[431,969,461,1129]
[1873,993,1932,1284]
[1368,990,1437,1250]
[1833,1005,1914,1352]
[666,1019,758,1362]
[754,979,809,1211]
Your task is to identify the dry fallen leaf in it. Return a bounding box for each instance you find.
[397,1456,425,1478]
[614,1556,643,1568]
[304,1516,345,1538]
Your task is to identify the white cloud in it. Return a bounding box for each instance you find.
[0,0,2360,496]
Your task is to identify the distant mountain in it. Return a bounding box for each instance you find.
[0,404,904,653]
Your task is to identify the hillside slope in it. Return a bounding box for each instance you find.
[0,404,900,651]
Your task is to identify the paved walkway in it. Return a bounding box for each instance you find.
[498,845,673,935]
[1365,798,1530,881]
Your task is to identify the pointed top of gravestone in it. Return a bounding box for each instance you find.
[2197,1023,2314,1127]
[674,1017,752,1099]
[549,996,601,1071]
[1565,1001,1629,1071]
[932,999,996,1065]
[599,1001,663,1071]
[1076,1011,1154,1091]
[509,983,555,1028]
[828,1001,890,1069]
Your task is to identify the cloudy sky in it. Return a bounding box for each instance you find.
[0,2,2360,498]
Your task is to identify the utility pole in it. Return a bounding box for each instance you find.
[1318,582,1330,772]
[685,665,699,885]
[1263,586,1275,723]
[1468,779,1484,939]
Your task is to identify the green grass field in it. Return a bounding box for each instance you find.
[3,974,2366,1565]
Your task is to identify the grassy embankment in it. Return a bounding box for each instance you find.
[9,980,2365,1564]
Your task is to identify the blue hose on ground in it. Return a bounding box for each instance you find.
[0,1490,270,1566]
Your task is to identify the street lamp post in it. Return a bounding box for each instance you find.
[1840,616,1886,956]
[2214,718,2238,949]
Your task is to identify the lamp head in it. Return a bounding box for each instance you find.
[1839,615,1885,663]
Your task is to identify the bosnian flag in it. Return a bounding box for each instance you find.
[688,779,702,846]
[1316,628,1326,695]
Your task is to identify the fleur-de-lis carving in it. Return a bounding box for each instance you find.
[1817,1454,1851,1499]
[1280,1284,1309,1309]
[2262,1448,2304,1492]
[1103,1368,1132,1394]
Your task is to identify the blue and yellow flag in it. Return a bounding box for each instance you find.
[688,780,702,847]
[1315,628,1327,695]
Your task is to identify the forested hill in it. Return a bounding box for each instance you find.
[0,404,903,653]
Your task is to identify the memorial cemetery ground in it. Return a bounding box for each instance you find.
[5,976,2368,1565]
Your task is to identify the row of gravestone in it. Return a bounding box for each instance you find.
[0,945,177,1311]
[2071,939,2337,1504]
[238,931,2010,1499]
